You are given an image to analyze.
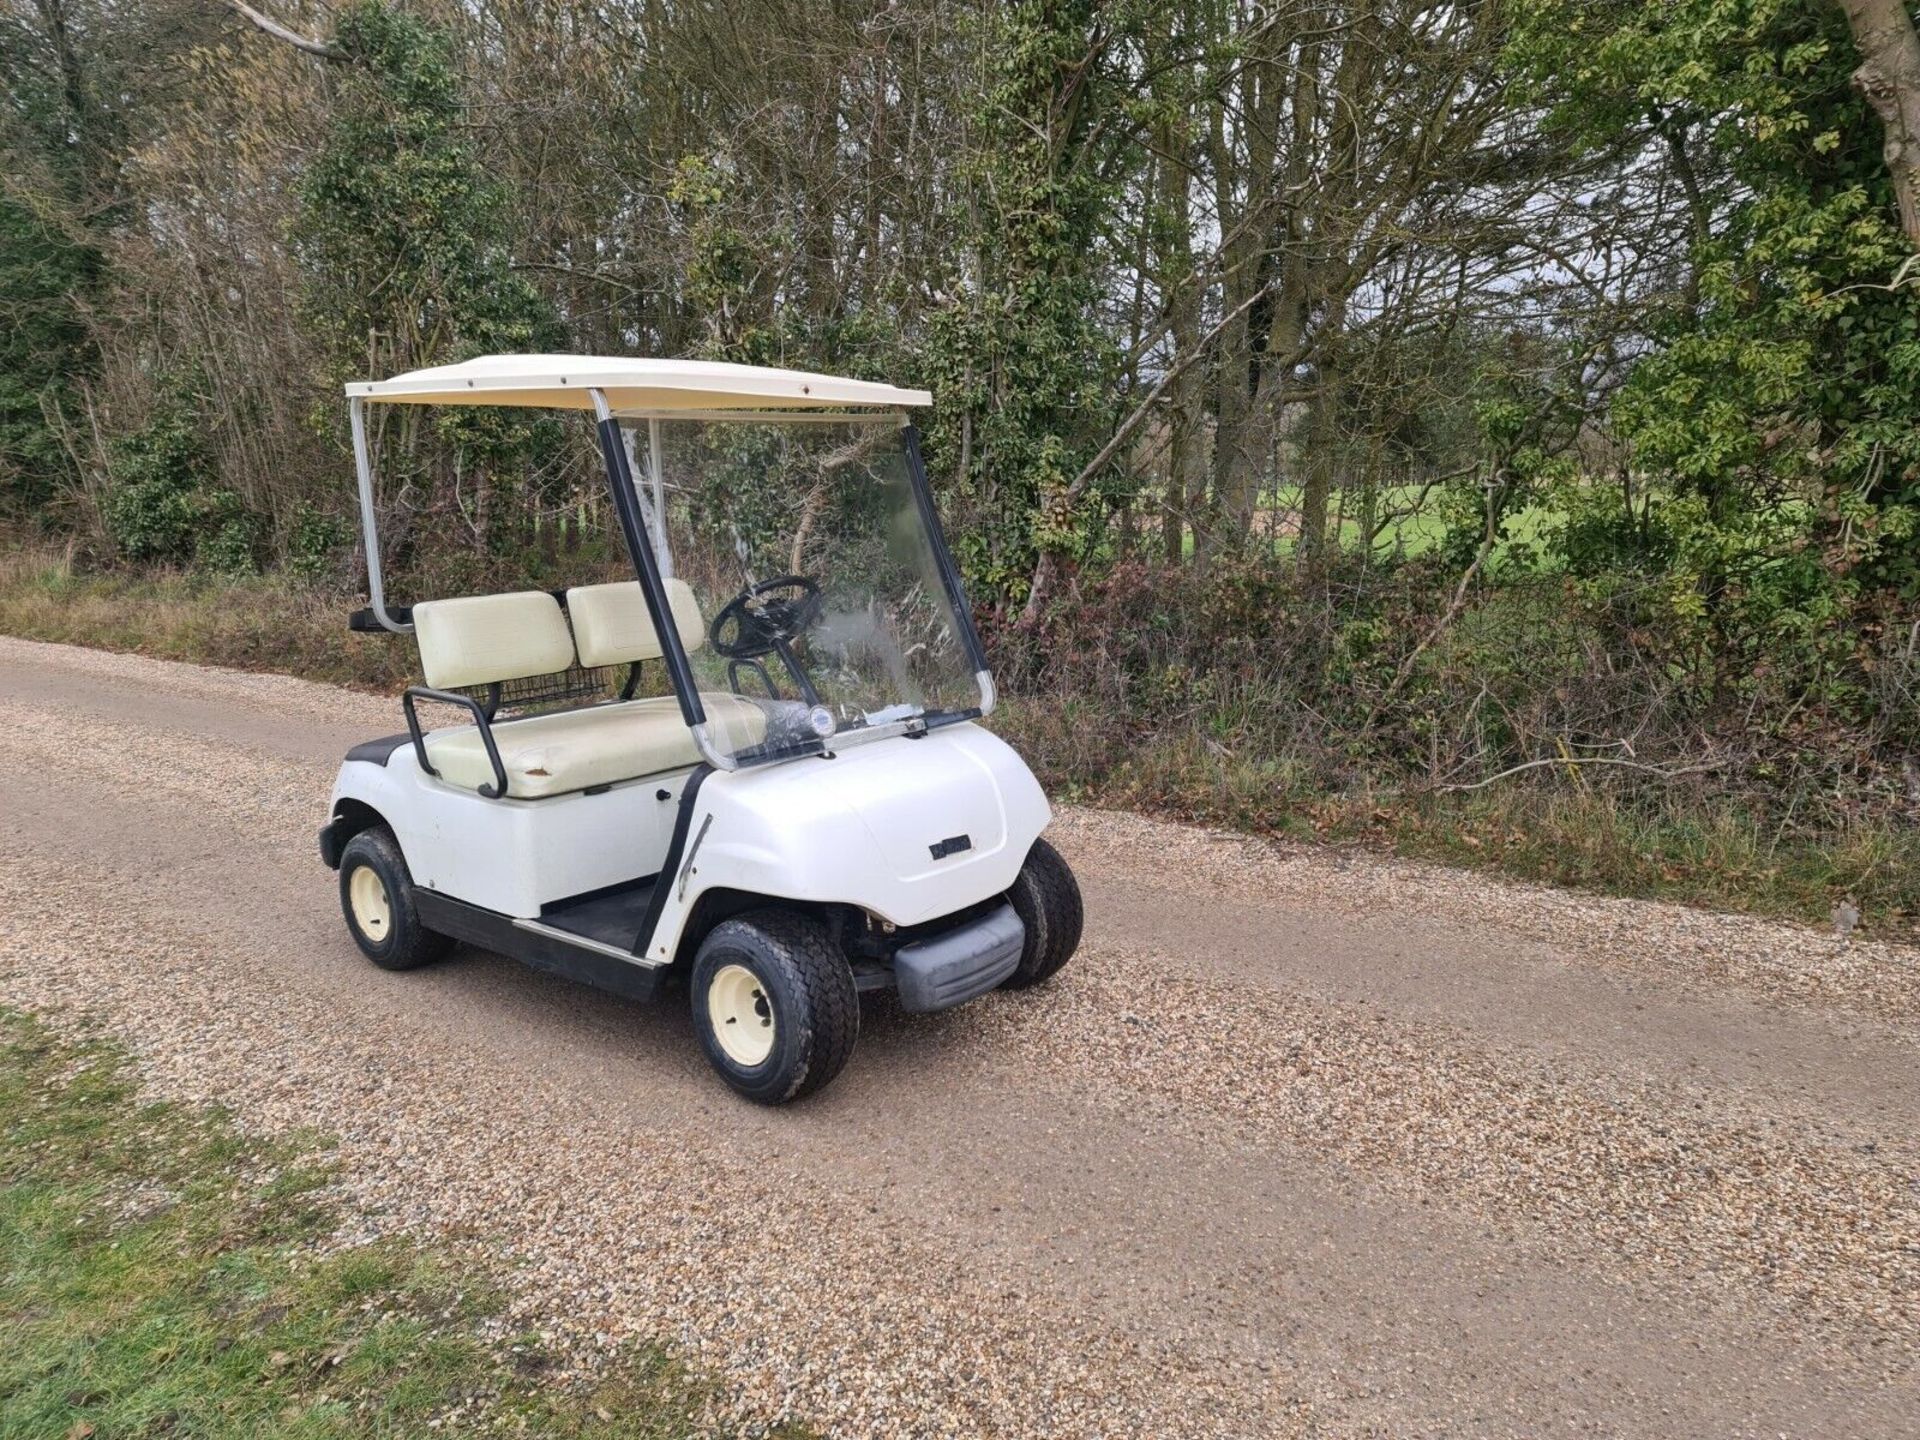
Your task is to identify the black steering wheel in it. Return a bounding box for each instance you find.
[709,575,824,660]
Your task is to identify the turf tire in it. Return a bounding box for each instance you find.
[338,827,453,972]
[1001,838,1083,989]
[690,909,860,1104]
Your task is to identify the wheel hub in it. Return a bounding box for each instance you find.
[708,963,775,1067]
[348,866,391,942]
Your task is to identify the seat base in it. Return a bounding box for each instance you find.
[424,693,768,798]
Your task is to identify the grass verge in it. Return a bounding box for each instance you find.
[0,547,415,693]
[0,1007,803,1438]
[2,546,1912,939]
[1003,705,1920,941]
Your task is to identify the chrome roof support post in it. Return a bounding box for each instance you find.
[648,417,672,579]
[351,396,411,634]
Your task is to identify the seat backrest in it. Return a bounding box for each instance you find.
[412,591,575,690]
[566,578,706,667]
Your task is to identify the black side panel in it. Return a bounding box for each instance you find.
[349,605,413,632]
[634,763,711,959]
[540,878,659,950]
[413,888,509,949]
[345,733,412,766]
[415,890,662,1002]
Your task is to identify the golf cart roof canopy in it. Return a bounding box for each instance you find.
[345,354,931,413]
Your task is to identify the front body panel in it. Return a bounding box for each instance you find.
[638,722,1050,964]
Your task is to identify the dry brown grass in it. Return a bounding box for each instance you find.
[0,545,412,692]
[4,543,1914,937]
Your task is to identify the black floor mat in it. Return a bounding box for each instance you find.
[539,879,657,950]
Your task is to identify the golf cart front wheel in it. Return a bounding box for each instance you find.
[1002,838,1084,989]
[691,910,859,1104]
[338,827,452,972]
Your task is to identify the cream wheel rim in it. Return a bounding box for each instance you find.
[708,963,775,1067]
[348,866,392,942]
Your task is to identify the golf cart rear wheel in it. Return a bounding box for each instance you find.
[1002,838,1083,989]
[691,910,859,1105]
[338,827,452,972]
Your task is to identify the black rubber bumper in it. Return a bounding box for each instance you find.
[892,903,1025,1013]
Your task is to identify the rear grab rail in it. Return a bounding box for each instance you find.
[402,686,511,800]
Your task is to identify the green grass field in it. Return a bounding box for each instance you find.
[0,1009,805,1439]
[1175,485,1561,564]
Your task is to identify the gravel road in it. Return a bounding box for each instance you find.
[2,635,1915,1437]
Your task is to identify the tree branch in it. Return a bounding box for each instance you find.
[224,0,341,60]
[1430,755,1725,793]
[1018,281,1287,623]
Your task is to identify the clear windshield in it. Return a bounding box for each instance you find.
[639,416,981,767]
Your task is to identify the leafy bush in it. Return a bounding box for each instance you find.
[0,196,101,516]
[1002,538,1915,834]
[287,502,352,582]
[195,497,262,578]
[103,379,260,574]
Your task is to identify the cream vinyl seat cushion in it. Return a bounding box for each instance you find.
[424,693,768,798]
[413,590,575,690]
[567,577,706,666]
[413,580,767,798]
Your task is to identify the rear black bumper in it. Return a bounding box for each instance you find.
[890,902,1024,1012]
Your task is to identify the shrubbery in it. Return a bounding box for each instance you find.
[998,532,1918,844]
[286,503,353,582]
[103,380,260,576]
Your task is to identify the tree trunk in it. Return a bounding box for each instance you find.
[1158,117,1207,566]
[1833,0,1920,245]
[1172,370,1209,565]
[1219,23,1325,544]
[1204,289,1252,560]
[1357,476,1378,558]
[1026,547,1065,624]
[1201,14,1287,560]
[1161,430,1186,563]
[1298,462,1329,561]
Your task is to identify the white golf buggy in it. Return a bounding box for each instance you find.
[318,356,1081,1103]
